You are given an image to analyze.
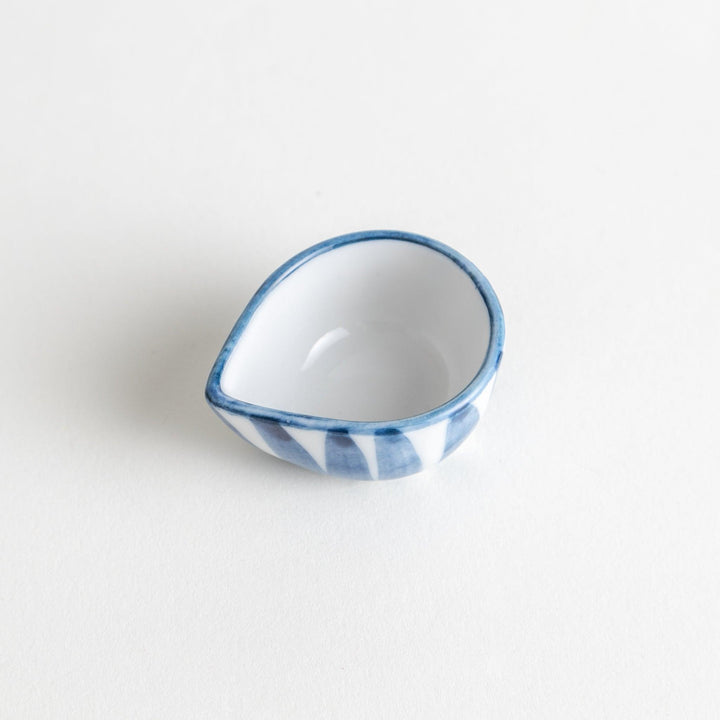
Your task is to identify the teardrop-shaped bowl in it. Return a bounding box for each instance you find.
[205,230,504,479]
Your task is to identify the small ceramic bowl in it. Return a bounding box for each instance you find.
[206,230,504,479]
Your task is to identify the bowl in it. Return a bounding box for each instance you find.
[205,230,504,479]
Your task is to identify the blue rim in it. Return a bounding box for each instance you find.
[205,230,505,433]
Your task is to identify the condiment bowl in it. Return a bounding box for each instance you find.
[206,230,504,479]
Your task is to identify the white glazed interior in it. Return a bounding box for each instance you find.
[221,240,491,422]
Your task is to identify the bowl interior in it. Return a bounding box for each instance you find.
[220,239,491,422]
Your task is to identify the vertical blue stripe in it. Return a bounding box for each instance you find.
[325,430,371,479]
[375,429,422,479]
[443,404,480,458]
[252,418,322,473]
[213,408,250,442]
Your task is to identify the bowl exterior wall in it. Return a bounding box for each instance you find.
[209,374,496,480]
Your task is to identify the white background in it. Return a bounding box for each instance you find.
[1,0,719,717]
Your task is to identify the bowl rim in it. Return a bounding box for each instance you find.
[205,230,505,433]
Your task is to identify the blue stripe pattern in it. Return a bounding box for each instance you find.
[221,401,483,478]
[252,418,322,473]
[375,429,422,479]
[213,408,250,443]
[325,430,371,479]
[443,404,480,458]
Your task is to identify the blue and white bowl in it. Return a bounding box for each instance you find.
[206,230,504,479]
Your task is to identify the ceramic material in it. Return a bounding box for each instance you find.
[205,230,505,479]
